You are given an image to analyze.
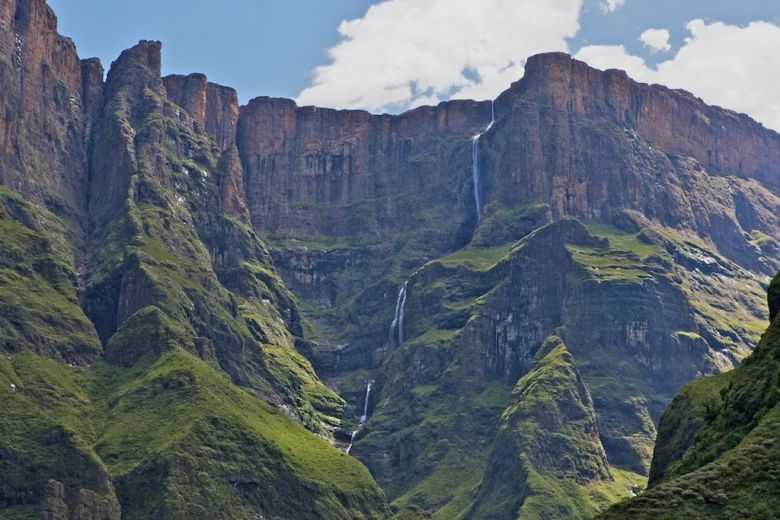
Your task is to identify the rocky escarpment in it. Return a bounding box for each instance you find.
[0,0,99,250]
[250,55,780,517]
[245,54,780,415]
[241,53,780,276]
[601,273,780,519]
[2,1,780,518]
[0,1,389,518]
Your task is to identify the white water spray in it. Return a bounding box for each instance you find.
[472,101,495,223]
[389,281,408,345]
[359,381,372,423]
[346,381,373,454]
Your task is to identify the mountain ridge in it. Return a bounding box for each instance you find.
[1,0,779,518]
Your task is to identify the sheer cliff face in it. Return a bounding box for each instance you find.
[237,96,492,240]
[0,0,100,244]
[235,53,780,516]
[3,1,780,518]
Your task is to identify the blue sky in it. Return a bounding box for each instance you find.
[49,0,780,130]
[48,0,374,100]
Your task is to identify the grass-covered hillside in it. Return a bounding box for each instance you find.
[600,273,780,519]
[4,2,780,518]
[294,208,769,518]
[0,37,389,519]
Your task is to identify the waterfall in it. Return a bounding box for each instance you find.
[346,430,358,454]
[472,136,482,223]
[389,281,408,345]
[359,381,372,424]
[346,381,373,454]
[472,101,496,224]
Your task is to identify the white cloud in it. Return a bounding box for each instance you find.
[600,0,625,14]
[298,5,780,134]
[640,28,671,52]
[575,19,780,131]
[297,0,582,113]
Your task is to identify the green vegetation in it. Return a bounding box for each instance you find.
[600,279,780,519]
[565,223,661,282]
[0,345,388,519]
[321,215,766,518]
[467,336,619,519]
[436,243,514,271]
[268,234,381,251]
[471,202,549,248]
[0,191,101,363]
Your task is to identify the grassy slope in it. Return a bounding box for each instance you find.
[352,214,764,518]
[0,189,101,364]
[0,345,388,519]
[0,60,389,517]
[467,336,632,520]
[600,274,780,519]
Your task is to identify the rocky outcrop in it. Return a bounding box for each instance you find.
[164,73,240,151]
[39,479,120,520]
[163,73,247,218]
[469,336,612,520]
[0,0,101,254]
[512,53,780,190]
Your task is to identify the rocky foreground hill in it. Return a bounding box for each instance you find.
[0,0,778,518]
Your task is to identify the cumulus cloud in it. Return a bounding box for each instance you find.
[298,4,780,133]
[640,28,671,52]
[576,19,780,131]
[600,0,625,14]
[296,0,582,113]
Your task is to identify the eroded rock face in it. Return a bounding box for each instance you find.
[0,0,100,245]
[3,3,780,517]
[238,96,492,238]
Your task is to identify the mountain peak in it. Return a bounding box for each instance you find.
[106,40,163,92]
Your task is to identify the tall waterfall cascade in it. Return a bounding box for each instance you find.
[389,281,409,345]
[472,101,496,224]
[346,381,373,455]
